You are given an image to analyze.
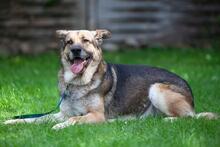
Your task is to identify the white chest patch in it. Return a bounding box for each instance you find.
[64,70,74,83]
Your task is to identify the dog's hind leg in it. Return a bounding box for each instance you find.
[148,83,195,117]
[4,112,66,125]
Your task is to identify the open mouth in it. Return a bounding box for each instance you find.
[69,56,91,74]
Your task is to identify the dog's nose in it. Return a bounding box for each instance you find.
[71,48,81,53]
[71,48,81,56]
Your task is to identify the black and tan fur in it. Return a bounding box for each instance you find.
[4,29,218,130]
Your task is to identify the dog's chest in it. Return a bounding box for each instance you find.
[60,81,102,117]
[60,96,87,117]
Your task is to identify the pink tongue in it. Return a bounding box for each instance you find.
[71,59,85,74]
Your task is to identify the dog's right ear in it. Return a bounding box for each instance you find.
[56,30,69,50]
[56,30,69,39]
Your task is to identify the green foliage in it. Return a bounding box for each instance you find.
[0,48,220,147]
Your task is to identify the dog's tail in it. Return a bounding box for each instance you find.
[194,112,218,120]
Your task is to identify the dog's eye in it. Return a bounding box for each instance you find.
[66,40,73,45]
[82,38,90,43]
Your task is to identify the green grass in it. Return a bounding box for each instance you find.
[0,48,220,147]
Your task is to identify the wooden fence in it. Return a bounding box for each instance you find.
[0,0,220,54]
[0,0,85,54]
[87,0,220,50]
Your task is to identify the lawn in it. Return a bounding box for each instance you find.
[0,48,220,147]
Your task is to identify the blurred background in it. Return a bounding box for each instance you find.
[0,0,220,55]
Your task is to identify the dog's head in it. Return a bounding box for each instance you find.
[56,29,111,85]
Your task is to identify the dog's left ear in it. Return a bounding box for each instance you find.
[93,29,111,45]
[95,29,111,39]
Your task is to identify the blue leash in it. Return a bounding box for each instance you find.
[12,93,66,119]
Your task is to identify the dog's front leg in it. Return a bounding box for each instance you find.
[52,111,105,130]
[4,112,66,125]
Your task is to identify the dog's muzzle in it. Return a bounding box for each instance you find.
[70,46,83,58]
[68,45,92,74]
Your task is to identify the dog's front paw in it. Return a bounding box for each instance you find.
[52,120,76,130]
[4,119,24,125]
[163,117,178,122]
[52,123,66,130]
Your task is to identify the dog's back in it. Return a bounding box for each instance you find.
[105,63,194,118]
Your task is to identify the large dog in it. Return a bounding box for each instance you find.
[4,29,218,130]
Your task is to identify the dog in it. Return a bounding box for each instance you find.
[4,29,218,130]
